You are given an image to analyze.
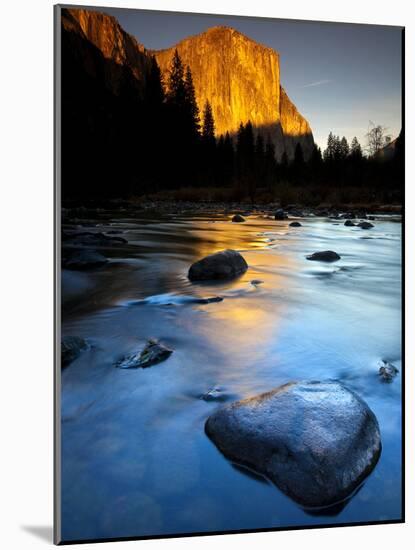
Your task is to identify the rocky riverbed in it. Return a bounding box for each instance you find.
[60,204,402,541]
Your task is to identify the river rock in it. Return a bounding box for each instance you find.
[289,209,304,217]
[62,249,108,270]
[274,209,288,220]
[61,336,88,368]
[201,387,224,401]
[205,381,381,507]
[306,250,341,262]
[344,219,356,227]
[117,339,173,369]
[289,221,302,227]
[232,214,245,223]
[378,360,399,382]
[188,249,248,281]
[358,221,374,229]
[63,231,127,246]
[195,296,224,304]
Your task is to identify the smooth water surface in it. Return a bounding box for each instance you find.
[60,211,402,541]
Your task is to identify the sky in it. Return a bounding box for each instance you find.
[101,6,403,152]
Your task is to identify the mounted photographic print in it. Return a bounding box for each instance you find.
[54,3,404,544]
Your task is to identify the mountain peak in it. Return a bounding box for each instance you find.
[154,26,313,159]
[63,7,313,160]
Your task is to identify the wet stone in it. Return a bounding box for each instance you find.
[232,214,246,223]
[62,336,88,368]
[306,250,341,262]
[188,249,248,281]
[206,381,381,508]
[116,339,173,369]
[378,360,399,382]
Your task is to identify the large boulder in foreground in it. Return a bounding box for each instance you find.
[188,249,248,281]
[206,381,381,508]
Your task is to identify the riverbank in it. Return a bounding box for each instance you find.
[62,199,402,225]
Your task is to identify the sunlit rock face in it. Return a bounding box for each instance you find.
[62,8,151,95]
[154,26,314,160]
[62,10,314,160]
[154,27,282,143]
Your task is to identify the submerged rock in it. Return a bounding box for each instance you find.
[274,209,288,220]
[232,214,245,223]
[306,250,341,262]
[289,209,304,217]
[289,221,302,227]
[358,221,374,230]
[206,381,381,508]
[344,219,356,227]
[117,339,173,369]
[63,231,127,246]
[200,387,224,401]
[193,296,223,304]
[61,336,88,368]
[188,249,248,281]
[62,249,108,270]
[378,360,399,382]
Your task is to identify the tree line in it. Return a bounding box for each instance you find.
[61,30,403,204]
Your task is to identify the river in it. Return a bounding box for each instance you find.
[60,209,402,541]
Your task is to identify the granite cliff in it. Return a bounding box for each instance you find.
[154,26,314,160]
[61,8,314,160]
[61,8,151,95]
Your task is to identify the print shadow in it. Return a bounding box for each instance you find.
[21,525,53,543]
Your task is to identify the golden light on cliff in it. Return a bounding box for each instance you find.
[154,26,313,159]
[66,9,314,160]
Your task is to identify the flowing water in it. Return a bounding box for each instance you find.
[60,210,402,541]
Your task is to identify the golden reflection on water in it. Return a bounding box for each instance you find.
[186,217,300,364]
[188,218,276,259]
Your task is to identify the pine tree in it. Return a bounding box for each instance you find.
[202,101,215,145]
[323,132,335,162]
[223,132,235,186]
[184,65,200,137]
[339,137,350,159]
[145,55,164,107]
[294,143,305,166]
[264,136,276,188]
[200,101,216,185]
[235,121,255,200]
[292,143,305,183]
[166,49,186,106]
[141,56,165,188]
[309,144,323,175]
[350,136,363,160]
[255,134,265,158]
[332,135,342,161]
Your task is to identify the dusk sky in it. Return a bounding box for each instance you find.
[102,6,402,152]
